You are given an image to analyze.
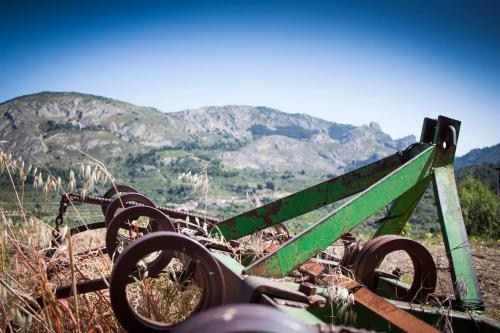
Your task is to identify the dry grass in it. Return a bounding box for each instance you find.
[126,264,202,325]
[0,146,122,332]
[0,146,266,332]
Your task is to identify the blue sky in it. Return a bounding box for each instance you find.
[1,1,499,155]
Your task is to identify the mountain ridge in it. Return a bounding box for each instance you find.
[0,91,416,174]
[455,143,500,169]
[1,91,497,235]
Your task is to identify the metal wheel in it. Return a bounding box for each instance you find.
[101,184,138,215]
[106,206,176,275]
[352,235,437,302]
[104,192,156,228]
[109,232,225,332]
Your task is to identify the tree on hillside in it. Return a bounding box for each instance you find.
[458,176,499,239]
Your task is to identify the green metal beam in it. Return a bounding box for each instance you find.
[215,143,430,240]
[430,115,483,309]
[393,300,500,333]
[310,293,500,333]
[374,175,431,237]
[212,252,245,275]
[433,165,483,308]
[244,146,436,278]
[371,116,437,237]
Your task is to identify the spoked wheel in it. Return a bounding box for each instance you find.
[109,232,225,332]
[106,206,177,275]
[352,235,437,303]
[104,192,156,228]
[101,184,138,215]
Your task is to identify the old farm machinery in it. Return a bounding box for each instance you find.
[37,116,499,332]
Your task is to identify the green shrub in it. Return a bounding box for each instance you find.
[458,176,499,239]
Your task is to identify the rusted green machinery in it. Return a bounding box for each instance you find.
[40,116,499,332]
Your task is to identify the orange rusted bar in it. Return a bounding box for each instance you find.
[345,281,439,333]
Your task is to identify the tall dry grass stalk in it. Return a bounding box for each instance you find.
[0,145,123,332]
[0,146,242,331]
[0,144,293,332]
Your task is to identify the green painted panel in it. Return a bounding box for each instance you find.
[393,300,500,332]
[212,252,245,275]
[433,165,483,308]
[374,175,431,237]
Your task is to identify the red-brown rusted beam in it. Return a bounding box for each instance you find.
[345,281,439,333]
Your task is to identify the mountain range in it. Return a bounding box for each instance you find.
[0,92,415,174]
[455,143,500,169]
[1,92,498,232]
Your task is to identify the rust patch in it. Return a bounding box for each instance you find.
[346,281,440,333]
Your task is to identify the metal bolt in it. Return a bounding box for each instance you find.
[229,240,240,248]
[299,282,317,296]
[308,294,326,308]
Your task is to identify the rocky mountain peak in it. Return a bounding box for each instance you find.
[369,121,382,132]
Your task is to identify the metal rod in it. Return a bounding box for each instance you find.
[64,192,220,224]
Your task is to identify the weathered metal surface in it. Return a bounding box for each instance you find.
[432,116,460,168]
[344,281,440,333]
[244,146,435,278]
[373,176,431,237]
[420,117,438,144]
[104,192,156,227]
[101,184,138,214]
[299,261,327,281]
[351,235,436,302]
[298,282,317,296]
[175,302,380,332]
[174,304,319,333]
[69,221,107,234]
[105,205,176,276]
[36,277,110,309]
[433,165,483,309]
[393,300,500,333]
[109,231,225,332]
[215,143,430,240]
[307,274,440,332]
[36,116,500,332]
[373,276,413,300]
[275,304,326,326]
[431,116,483,310]
[63,191,221,224]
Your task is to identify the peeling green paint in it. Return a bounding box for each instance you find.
[245,146,436,277]
[374,175,431,237]
[433,165,483,308]
[215,143,430,240]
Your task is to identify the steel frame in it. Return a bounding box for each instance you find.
[39,115,499,332]
[214,116,482,310]
[209,115,493,331]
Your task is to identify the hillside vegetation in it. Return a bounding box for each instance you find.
[1,92,498,237]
